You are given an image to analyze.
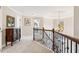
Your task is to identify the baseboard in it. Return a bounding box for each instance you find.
[0,44,5,51]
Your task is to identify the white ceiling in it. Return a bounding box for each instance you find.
[8,6,74,19]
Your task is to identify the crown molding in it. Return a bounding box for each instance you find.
[7,7,22,15]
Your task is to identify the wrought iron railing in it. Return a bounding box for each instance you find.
[33,28,79,53]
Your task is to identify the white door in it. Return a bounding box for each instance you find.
[0,6,2,50]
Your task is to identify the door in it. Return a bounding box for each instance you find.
[0,6,2,50]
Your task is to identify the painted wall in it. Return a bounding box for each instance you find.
[43,18,53,29]
[2,7,21,47]
[0,7,3,50]
[63,17,74,36]
[21,16,34,40]
[53,17,74,36]
[74,6,79,37]
[21,16,44,40]
[74,6,79,53]
[53,6,74,36]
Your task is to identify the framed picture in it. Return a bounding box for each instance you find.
[6,15,15,27]
[23,17,31,26]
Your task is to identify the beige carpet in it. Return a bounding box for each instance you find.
[2,39,53,53]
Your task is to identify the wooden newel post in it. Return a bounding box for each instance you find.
[42,27,44,39]
[33,28,35,41]
[52,29,55,51]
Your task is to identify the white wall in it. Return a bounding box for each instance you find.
[63,17,74,36]
[53,17,74,36]
[43,18,53,29]
[74,7,79,37]
[21,16,34,40]
[53,7,74,36]
[74,7,79,53]
[0,7,3,50]
[2,7,22,47]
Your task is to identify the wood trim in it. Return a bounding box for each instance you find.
[34,28,79,44]
[54,31,79,44]
[33,28,52,31]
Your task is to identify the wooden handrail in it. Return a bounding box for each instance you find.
[33,28,52,31]
[54,31,79,44]
[33,28,42,30]
[33,28,79,53]
[33,28,79,44]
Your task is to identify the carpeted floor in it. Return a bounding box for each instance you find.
[2,39,53,53]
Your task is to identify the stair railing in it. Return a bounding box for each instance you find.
[33,28,79,53]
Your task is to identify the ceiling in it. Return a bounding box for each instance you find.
[8,6,74,19]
